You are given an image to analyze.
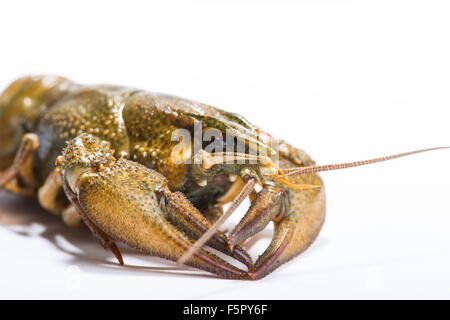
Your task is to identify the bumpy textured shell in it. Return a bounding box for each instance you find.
[29,78,269,190]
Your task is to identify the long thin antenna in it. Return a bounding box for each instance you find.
[177,178,257,265]
[283,147,450,177]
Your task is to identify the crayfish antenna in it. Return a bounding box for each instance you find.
[283,146,450,177]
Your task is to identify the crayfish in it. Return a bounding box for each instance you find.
[0,75,446,279]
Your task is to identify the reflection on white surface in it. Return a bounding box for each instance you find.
[66,265,81,290]
[1,158,450,299]
[366,265,382,289]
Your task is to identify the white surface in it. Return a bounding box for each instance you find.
[1,0,450,299]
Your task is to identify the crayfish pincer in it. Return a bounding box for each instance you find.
[0,75,447,279]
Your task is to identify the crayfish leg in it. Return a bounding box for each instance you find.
[0,133,40,191]
[38,168,65,214]
[38,167,82,226]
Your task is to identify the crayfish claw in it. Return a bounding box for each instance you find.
[228,186,286,251]
[250,170,325,279]
[59,134,251,279]
[163,191,253,269]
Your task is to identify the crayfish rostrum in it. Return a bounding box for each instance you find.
[0,75,446,279]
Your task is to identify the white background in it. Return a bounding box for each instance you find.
[0,0,449,299]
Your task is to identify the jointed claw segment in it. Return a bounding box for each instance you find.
[60,134,251,279]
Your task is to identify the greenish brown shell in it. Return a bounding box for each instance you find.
[1,76,273,204]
